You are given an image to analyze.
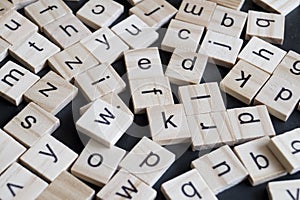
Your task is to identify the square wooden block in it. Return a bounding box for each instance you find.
[267,180,300,200]
[75,63,126,101]
[119,137,175,186]
[234,136,287,186]
[0,129,26,174]
[20,134,78,182]
[0,37,10,62]
[161,169,217,200]
[220,60,270,105]
[11,0,37,9]
[129,76,174,114]
[24,0,72,29]
[71,139,126,186]
[191,145,248,194]
[0,10,38,45]
[24,71,78,115]
[199,30,243,67]
[76,0,124,29]
[129,0,177,29]
[0,61,39,106]
[147,104,191,145]
[0,0,15,17]
[207,0,245,10]
[0,162,48,200]
[178,82,226,116]
[76,98,133,147]
[238,36,287,74]
[246,11,284,45]
[37,171,95,200]
[227,105,275,143]
[268,128,300,174]
[10,32,60,73]
[124,47,164,80]
[187,111,235,151]
[4,102,60,147]
[81,26,129,64]
[254,75,300,121]
[175,0,217,27]
[253,0,299,16]
[97,170,157,200]
[165,49,208,85]
[208,5,247,37]
[161,19,204,52]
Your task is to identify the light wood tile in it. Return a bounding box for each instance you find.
[0,37,10,62]
[4,102,60,147]
[0,0,15,17]
[191,145,248,194]
[119,137,175,186]
[253,0,299,16]
[207,0,245,10]
[11,0,37,9]
[234,136,287,186]
[267,180,300,200]
[127,0,143,6]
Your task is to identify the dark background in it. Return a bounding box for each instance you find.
[0,0,300,199]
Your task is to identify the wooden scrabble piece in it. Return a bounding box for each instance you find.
[76,0,124,29]
[0,129,26,174]
[0,10,38,45]
[175,0,217,27]
[11,0,37,9]
[267,180,300,200]
[112,15,159,49]
[4,102,60,147]
[146,104,191,145]
[161,169,218,200]
[207,0,245,10]
[75,63,126,102]
[227,105,275,143]
[191,145,248,194]
[97,170,157,200]
[76,98,133,147]
[129,76,174,114]
[24,0,72,29]
[124,47,164,80]
[9,32,60,74]
[127,0,143,6]
[234,136,287,186]
[71,139,126,186]
[20,134,78,182]
[43,14,92,49]
[161,19,204,52]
[0,162,48,200]
[253,0,299,16]
[0,0,15,17]
[178,82,226,116]
[268,128,300,174]
[0,37,10,62]
[0,61,39,106]
[208,6,247,37]
[238,36,287,74]
[48,43,99,82]
[37,171,95,200]
[165,49,208,85]
[119,137,175,186]
[220,60,270,105]
[198,30,243,67]
[129,0,177,29]
[187,111,235,151]
[80,26,129,64]
[246,11,284,45]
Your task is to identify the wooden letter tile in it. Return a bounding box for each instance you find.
[253,0,299,16]
[161,169,217,200]
[227,105,275,143]
[76,98,133,147]
[11,0,37,9]
[20,134,78,182]
[220,60,270,105]
[267,180,300,200]
[127,0,143,6]
[191,145,248,194]
[76,0,124,29]
[234,136,287,186]
[207,0,245,10]
[0,162,48,200]
[0,0,15,17]
[198,30,243,67]
[4,102,60,147]
[37,171,95,200]
[0,61,39,106]
[0,37,10,62]
[161,19,204,52]
[97,170,157,200]
[178,82,226,116]
[238,36,287,74]
[165,49,208,85]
